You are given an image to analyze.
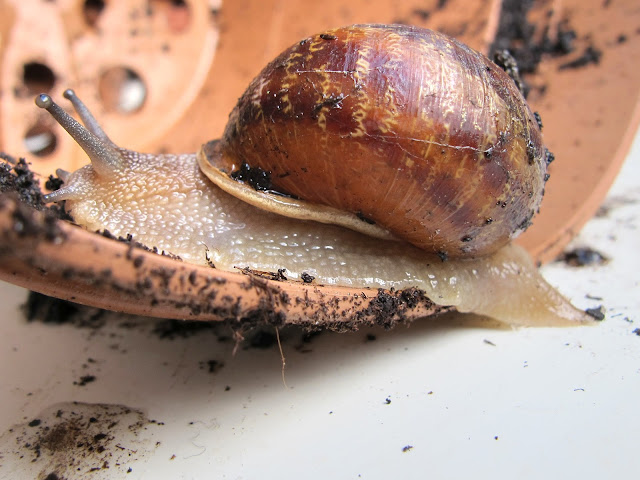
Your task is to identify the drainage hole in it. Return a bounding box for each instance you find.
[24,120,58,157]
[83,0,106,27]
[22,62,56,96]
[98,67,147,114]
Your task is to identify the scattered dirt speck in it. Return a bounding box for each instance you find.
[559,45,602,69]
[585,305,606,321]
[73,375,97,387]
[199,359,224,373]
[557,247,609,267]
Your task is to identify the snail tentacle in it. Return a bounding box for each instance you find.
[35,93,123,179]
[43,180,81,203]
[62,89,117,147]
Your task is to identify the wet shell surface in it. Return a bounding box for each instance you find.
[210,24,547,258]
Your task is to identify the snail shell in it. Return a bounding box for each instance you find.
[200,24,547,258]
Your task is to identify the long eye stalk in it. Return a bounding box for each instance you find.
[35,91,123,178]
[61,89,117,147]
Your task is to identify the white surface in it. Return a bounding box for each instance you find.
[1,131,639,479]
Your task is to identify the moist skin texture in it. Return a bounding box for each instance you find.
[50,149,589,327]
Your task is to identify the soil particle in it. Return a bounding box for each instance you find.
[545,149,555,164]
[493,49,525,94]
[585,305,606,321]
[319,33,337,41]
[199,359,224,373]
[533,111,543,129]
[300,272,315,283]
[559,45,602,69]
[73,375,97,387]
[312,94,345,119]
[44,175,64,192]
[436,251,448,262]
[230,162,272,191]
[557,247,609,267]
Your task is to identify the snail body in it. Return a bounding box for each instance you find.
[37,25,589,327]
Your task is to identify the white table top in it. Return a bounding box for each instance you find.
[1,131,639,479]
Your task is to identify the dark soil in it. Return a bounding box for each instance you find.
[0,402,164,477]
[0,156,68,219]
[585,305,606,321]
[490,0,601,96]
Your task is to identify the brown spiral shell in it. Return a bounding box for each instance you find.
[218,24,547,258]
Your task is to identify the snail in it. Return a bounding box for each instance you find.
[35,24,590,327]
